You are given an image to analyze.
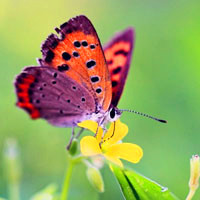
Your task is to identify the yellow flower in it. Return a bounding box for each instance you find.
[78,120,143,168]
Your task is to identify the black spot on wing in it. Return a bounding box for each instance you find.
[112,81,118,87]
[73,51,79,57]
[86,60,96,68]
[91,76,100,83]
[114,49,128,56]
[112,66,122,74]
[41,34,59,64]
[81,41,88,47]
[107,60,113,65]
[72,86,77,90]
[45,50,54,63]
[74,41,81,48]
[62,52,71,61]
[53,72,58,78]
[96,88,102,94]
[90,44,96,49]
[58,64,69,72]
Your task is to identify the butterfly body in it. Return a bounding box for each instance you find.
[15,15,134,127]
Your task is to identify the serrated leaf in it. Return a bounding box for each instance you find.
[111,165,179,200]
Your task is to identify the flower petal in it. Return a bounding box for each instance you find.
[78,120,103,143]
[104,154,123,168]
[80,136,102,156]
[103,120,128,146]
[105,143,143,164]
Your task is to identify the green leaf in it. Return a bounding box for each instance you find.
[111,165,179,200]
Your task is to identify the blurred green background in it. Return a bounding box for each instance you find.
[0,0,200,199]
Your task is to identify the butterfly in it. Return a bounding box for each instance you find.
[15,15,165,128]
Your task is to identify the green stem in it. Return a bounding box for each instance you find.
[60,155,84,200]
[61,158,74,200]
[8,183,20,200]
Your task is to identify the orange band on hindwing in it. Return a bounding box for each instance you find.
[15,73,40,119]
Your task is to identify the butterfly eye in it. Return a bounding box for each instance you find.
[110,108,115,119]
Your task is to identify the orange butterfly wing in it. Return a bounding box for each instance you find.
[104,28,134,106]
[39,15,112,112]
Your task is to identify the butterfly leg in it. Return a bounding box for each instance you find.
[94,125,100,138]
[75,128,85,139]
[66,127,75,150]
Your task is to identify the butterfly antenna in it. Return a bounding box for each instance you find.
[119,109,167,123]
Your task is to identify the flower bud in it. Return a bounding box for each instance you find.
[68,139,78,156]
[86,166,104,193]
[189,155,200,190]
[186,155,200,200]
